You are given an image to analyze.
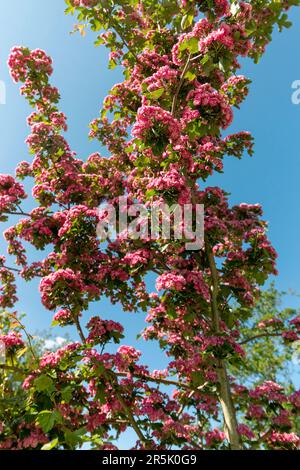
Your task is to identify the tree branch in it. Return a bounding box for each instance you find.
[3,265,22,273]
[116,372,212,394]
[239,332,282,345]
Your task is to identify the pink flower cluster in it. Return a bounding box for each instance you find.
[213,0,230,17]
[53,308,73,325]
[156,272,187,292]
[0,174,26,220]
[115,345,141,370]
[147,166,187,192]
[186,82,233,129]
[0,332,24,349]
[123,249,150,267]
[221,75,250,106]
[19,428,48,449]
[199,23,235,53]
[39,268,85,310]
[8,47,53,83]
[290,390,300,408]
[57,205,99,238]
[290,316,300,329]
[205,428,226,447]
[249,381,285,403]
[155,270,210,301]
[132,106,181,143]
[143,65,178,93]
[87,316,124,344]
[71,0,98,7]
[247,404,266,419]
[269,431,300,447]
[237,424,255,440]
[38,342,81,370]
[257,318,283,329]
[3,0,299,451]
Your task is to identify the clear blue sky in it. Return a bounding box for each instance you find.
[0,2,300,376]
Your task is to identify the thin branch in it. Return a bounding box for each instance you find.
[73,315,86,344]
[102,7,143,67]
[116,371,191,390]
[178,382,210,416]
[7,211,31,217]
[0,364,26,374]
[116,372,212,394]
[239,332,282,345]
[190,53,207,63]
[111,380,150,447]
[72,315,150,447]
[3,265,22,273]
[171,53,191,117]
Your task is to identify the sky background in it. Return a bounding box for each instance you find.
[0,1,300,437]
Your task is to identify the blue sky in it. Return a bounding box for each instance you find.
[0,2,300,377]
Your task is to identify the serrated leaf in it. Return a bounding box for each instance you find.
[37,411,56,433]
[34,375,55,393]
[64,428,86,448]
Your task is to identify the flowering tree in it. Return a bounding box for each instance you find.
[0,0,300,450]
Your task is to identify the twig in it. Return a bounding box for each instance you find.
[178,382,210,416]
[3,265,22,273]
[7,211,31,217]
[171,54,191,117]
[239,332,282,345]
[115,371,191,390]
[111,379,150,448]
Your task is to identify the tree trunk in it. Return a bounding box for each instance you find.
[217,360,243,450]
[205,242,243,450]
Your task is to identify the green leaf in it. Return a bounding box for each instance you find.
[190,371,205,387]
[186,37,199,54]
[145,189,157,199]
[41,438,59,451]
[34,375,55,393]
[181,13,194,31]
[61,386,73,403]
[184,70,196,81]
[16,347,27,359]
[90,19,102,31]
[37,411,56,433]
[148,88,164,99]
[64,428,86,448]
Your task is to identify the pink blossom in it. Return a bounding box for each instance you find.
[156,272,187,291]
